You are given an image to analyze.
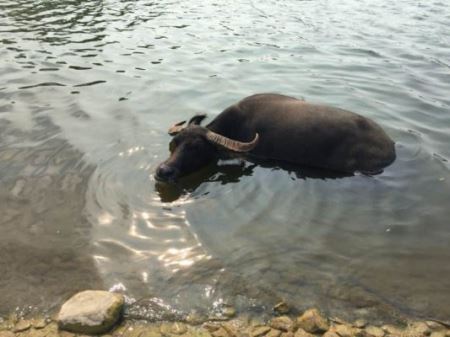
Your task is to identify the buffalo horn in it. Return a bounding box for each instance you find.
[188,114,207,125]
[206,130,259,152]
[168,120,186,135]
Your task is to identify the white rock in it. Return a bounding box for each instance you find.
[57,290,124,334]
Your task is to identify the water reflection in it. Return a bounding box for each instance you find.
[0,121,103,316]
[156,159,353,203]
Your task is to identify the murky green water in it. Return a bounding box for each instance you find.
[1,0,450,323]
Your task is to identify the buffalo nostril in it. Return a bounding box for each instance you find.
[156,164,176,181]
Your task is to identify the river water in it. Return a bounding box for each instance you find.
[1,0,449,323]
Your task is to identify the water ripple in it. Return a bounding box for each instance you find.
[73,80,106,87]
[18,82,66,89]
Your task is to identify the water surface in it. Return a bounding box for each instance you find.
[1,0,450,323]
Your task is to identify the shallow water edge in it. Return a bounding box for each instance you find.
[1,304,450,337]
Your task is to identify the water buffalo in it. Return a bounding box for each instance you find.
[155,93,396,182]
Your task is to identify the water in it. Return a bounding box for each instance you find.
[1,0,449,323]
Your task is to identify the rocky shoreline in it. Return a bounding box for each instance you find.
[1,291,449,337]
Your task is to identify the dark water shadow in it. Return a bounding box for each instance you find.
[155,157,353,203]
[0,118,104,316]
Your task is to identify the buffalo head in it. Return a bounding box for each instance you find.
[155,115,259,182]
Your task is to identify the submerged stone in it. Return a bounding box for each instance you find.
[221,306,237,319]
[273,302,290,315]
[186,312,206,325]
[354,320,367,329]
[57,290,124,334]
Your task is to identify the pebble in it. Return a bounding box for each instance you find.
[171,322,188,335]
[196,330,214,337]
[269,316,295,332]
[124,325,148,337]
[334,324,356,337]
[381,324,403,336]
[203,323,221,332]
[354,320,368,329]
[32,319,48,329]
[186,312,206,325]
[159,323,172,335]
[140,328,162,337]
[296,308,329,333]
[40,322,59,335]
[251,326,271,337]
[430,332,447,337]
[212,327,230,337]
[222,306,237,319]
[59,331,76,337]
[266,329,282,337]
[0,321,14,331]
[13,320,31,333]
[280,333,294,337]
[365,325,385,337]
[407,321,432,336]
[426,322,446,331]
[323,331,340,337]
[0,332,16,337]
[1,301,447,337]
[221,323,238,337]
[294,328,315,337]
[273,302,290,315]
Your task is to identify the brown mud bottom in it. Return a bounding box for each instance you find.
[1,308,449,337]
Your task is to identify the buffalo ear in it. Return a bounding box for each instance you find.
[188,114,207,126]
[168,120,186,136]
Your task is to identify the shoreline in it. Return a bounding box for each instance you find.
[1,306,449,337]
